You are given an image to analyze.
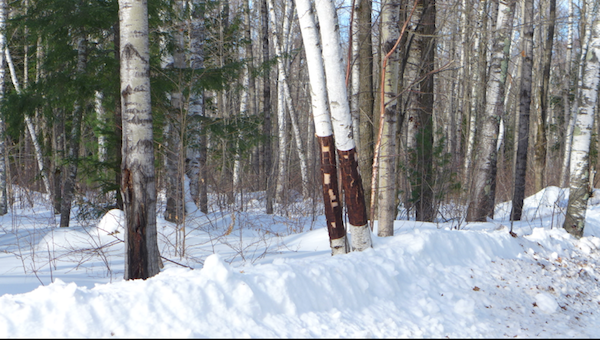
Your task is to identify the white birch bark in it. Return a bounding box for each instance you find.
[295,0,347,255]
[119,0,161,279]
[314,0,371,251]
[5,46,51,197]
[0,0,7,215]
[563,9,600,238]
[95,91,107,163]
[560,0,575,188]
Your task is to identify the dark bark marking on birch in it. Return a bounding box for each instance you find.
[337,148,368,226]
[318,135,345,241]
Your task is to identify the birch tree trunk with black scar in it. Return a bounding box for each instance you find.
[119,0,161,280]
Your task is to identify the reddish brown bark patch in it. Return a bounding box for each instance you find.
[318,135,345,241]
[337,148,368,227]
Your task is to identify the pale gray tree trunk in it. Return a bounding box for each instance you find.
[188,0,208,213]
[560,0,575,188]
[510,0,534,221]
[466,0,515,221]
[0,0,7,215]
[377,0,400,237]
[119,0,161,279]
[563,8,600,238]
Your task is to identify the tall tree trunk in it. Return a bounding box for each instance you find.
[188,0,208,213]
[533,0,556,193]
[60,36,87,228]
[295,0,347,255]
[261,0,273,214]
[377,0,401,236]
[0,0,7,215]
[356,0,375,211]
[510,0,534,221]
[314,0,371,251]
[466,0,515,221]
[563,7,600,238]
[119,0,161,280]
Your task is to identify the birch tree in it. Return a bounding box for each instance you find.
[377,0,400,236]
[0,0,7,215]
[119,0,161,279]
[295,0,347,254]
[563,8,600,238]
[314,0,371,251]
[466,0,515,221]
[510,0,533,221]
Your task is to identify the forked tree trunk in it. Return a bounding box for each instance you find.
[563,8,600,238]
[314,0,371,251]
[295,0,347,255]
[119,0,161,280]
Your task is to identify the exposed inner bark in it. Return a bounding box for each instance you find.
[318,135,346,244]
[337,148,368,228]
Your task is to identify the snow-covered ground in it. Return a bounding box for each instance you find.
[2,186,600,337]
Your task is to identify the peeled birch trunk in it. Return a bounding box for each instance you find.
[377,0,400,237]
[466,0,515,222]
[563,10,600,238]
[510,0,533,221]
[314,0,371,251]
[119,0,161,280]
[0,0,7,215]
[295,0,347,255]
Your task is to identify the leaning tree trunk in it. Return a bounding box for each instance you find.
[5,47,51,197]
[295,0,347,255]
[510,0,534,221]
[377,0,401,237]
[563,9,600,238]
[60,37,87,228]
[314,0,371,251]
[466,0,514,222]
[119,0,161,280]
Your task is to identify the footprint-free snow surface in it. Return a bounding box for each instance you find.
[2,186,600,337]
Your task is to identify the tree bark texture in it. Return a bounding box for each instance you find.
[119,0,161,280]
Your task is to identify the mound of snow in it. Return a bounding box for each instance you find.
[95,209,124,236]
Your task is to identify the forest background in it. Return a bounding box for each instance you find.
[0,0,598,262]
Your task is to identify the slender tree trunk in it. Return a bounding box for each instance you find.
[261,0,273,214]
[5,47,51,197]
[563,8,600,238]
[511,0,534,221]
[60,37,87,228]
[188,0,208,213]
[533,0,556,193]
[119,0,161,280]
[0,0,7,215]
[357,0,375,210]
[377,0,400,236]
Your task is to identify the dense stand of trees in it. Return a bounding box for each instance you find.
[0,0,599,277]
